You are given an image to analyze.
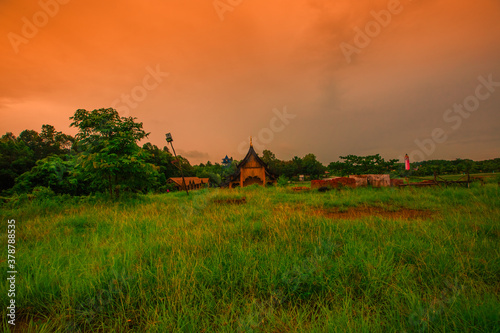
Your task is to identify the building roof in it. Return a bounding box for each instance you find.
[168,177,209,187]
[237,145,266,168]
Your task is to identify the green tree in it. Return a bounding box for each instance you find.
[12,155,83,195]
[262,149,280,175]
[291,156,303,176]
[280,160,297,178]
[330,154,398,176]
[142,143,178,182]
[18,125,73,159]
[0,133,35,192]
[0,125,74,193]
[262,150,276,164]
[70,108,159,197]
[193,160,226,187]
[302,153,326,179]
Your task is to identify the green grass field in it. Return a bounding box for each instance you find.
[414,173,498,182]
[1,184,499,332]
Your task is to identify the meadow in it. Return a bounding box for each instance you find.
[1,183,499,332]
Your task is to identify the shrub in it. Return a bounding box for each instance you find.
[277,175,289,187]
[31,186,56,200]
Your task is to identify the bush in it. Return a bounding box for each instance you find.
[31,186,56,200]
[277,175,289,187]
[11,155,84,195]
[157,182,178,193]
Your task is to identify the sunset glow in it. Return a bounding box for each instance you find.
[1,0,499,164]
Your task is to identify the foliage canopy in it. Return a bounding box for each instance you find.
[70,108,159,197]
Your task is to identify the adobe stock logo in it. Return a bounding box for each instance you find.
[401,74,499,163]
[237,107,296,154]
[110,65,169,117]
[340,0,412,64]
[7,0,71,54]
[213,0,243,21]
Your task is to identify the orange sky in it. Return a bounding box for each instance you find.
[1,0,499,164]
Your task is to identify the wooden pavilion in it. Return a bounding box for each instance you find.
[222,139,277,188]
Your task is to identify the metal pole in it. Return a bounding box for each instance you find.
[169,141,189,196]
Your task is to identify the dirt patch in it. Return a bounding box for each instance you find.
[212,197,246,204]
[313,206,434,220]
[290,187,311,192]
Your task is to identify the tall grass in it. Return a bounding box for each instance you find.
[1,184,499,332]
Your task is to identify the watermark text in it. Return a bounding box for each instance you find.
[7,0,71,54]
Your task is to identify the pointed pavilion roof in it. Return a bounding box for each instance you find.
[221,140,277,186]
[237,144,267,169]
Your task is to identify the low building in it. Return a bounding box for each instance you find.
[168,177,209,191]
[311,177,356,189]
[348,174,391,187]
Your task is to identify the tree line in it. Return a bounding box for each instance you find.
[0,109,192,197]
[1,108,499,197]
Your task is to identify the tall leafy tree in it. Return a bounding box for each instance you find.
[70,108,159,197]
[141,143,182,189]
[12,155,82,195]
[302,153,326,179]
[39,124,74,155]
[291,156,303,175]
[18,125,73,160]
[0,125,74,193]
[262,149,280,175]
[0,133,35,192]
[329,154,398,176]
